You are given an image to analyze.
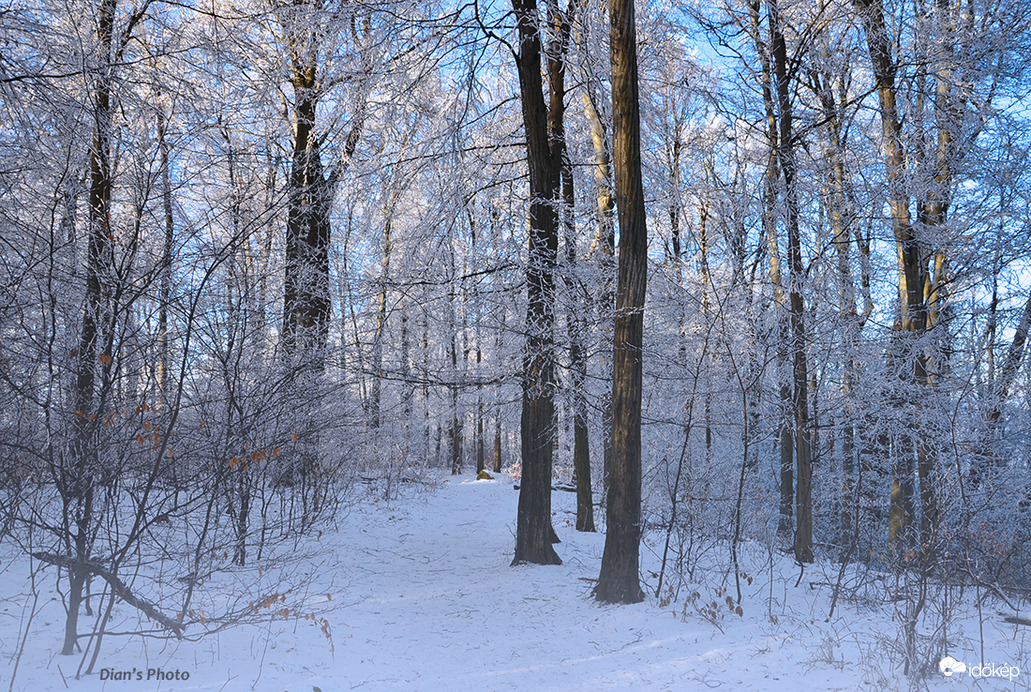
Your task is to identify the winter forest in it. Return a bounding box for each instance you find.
[2,0,1031,686]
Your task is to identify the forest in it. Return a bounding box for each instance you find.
[1,0,1031,684]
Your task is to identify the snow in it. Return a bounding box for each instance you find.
[2,475,1030,691]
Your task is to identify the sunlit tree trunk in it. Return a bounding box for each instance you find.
[562,152,595,532]
[854,0,932,553]
[156,108,173,403]
[579,57,616,500]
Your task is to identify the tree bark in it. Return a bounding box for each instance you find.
[64,0,117,655]
[282,60,332,360]
[281,9,369,364]
[511,0,573,565]
[749,0,794,541]
[768,0,813,564]
[595,0,646,603]
[813,56,866,557]
[156,108,173,402]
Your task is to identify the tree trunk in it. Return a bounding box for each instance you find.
[282,60,332,361]
[595,0,647,603]
[579,67,615,502]
[563,150,595,533]
[63,0,117,656]
[698,196,713,467]
[749,0,793,541]
[768,0,813,564]
[156,108,173,403]
[280,9,369,365]
[510,0,573,565]
[973,292,1031,482]
[814,59,865,554]
[854,0,933,553]
[450,325,462,474]
[371,208,394,430]
[494,418,503,473]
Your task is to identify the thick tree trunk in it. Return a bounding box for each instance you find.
[595,0,646,603]
[511,0,573,565]
[279,43,333,488]
[282,73,332,360]
[281,11,368,363]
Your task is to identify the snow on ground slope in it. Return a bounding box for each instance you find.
[2,475,1030,691]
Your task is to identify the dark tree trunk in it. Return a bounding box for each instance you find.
[282,68,332,360]
[768,0,813,564]
[371,207,394,430]
[279,46,332,489]
[156,108,173,401]
[595,0,646,603]
[749,0,794,542]
[64,0,116,655]
[493,419,503,474]
[778,382,794,536]
[510,0,573,566]
[450,339,462,474]
[277,8,368,487]
[280,9,369,361]
[476,398,486,474]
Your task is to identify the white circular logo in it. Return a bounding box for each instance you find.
[940,656,967,677]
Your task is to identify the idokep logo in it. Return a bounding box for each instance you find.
[939,657,966,677]
[939,656,1021,681]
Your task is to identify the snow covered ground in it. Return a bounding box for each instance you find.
[2,474,1030,691]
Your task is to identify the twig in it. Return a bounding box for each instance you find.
[8,590,40,692]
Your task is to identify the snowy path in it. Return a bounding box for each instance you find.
[327,477,708,691]
[4,475,1020,690]
[288,477,873,691]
